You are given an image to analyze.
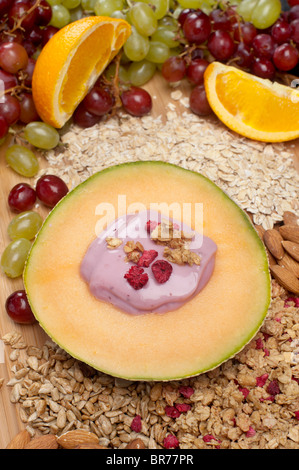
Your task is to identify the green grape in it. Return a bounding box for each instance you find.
[158,15,178,27]
[251,0,281,29]
[128,59,156,86]
[69,5,84,20]
[151,25,179,48]
[130,2,158,37]
[49,4,71,28]
[177,0,203,7]
[145,41,170,63]
[8,211,43,241]
[94,0,124,16]
[62,0,80,8]
[1,238,31,278]
[81,0,95,10]
[123,27,150,62]
[237,0,258,21]
[143,0,169,20]
[104,63,129,83]
[47,0,62,6]
[24,122,60,150]
[6,145,39,177]
[110,10,126,19]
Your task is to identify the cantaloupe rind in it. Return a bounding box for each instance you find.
[24,161,271,381]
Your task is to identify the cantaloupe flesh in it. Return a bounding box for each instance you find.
[24,162,271,381]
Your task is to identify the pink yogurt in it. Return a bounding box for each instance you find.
[80,210,217,315]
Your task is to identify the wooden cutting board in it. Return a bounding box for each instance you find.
[0,74,298,449]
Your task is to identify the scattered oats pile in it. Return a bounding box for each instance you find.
[2,102,299,450]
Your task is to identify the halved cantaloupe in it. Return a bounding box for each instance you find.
[24,162,271,381]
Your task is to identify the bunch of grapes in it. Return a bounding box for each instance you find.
[160,2,299,115]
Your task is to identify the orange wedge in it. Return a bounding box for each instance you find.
[204,61,299,142]
[32,16,131,128]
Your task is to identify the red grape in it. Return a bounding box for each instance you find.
[288,5,299,22]
[21,57,35,86]
[252,34,276,59]
[0,42,28,74]
[251,57,275,80]
[8,182,37,212]
[8,1,38,31]
[41,25,59,46]
[189,85,212,116]
[183,11,211,45]
[121,87,152,117]
[22,38,36,57]
[26,25,43,46]
[233,21,257,45]
[288,0,299,5]
[35,0,52,26]
[186,58,209,85]
[210,9,231,31]
[0,29,23,45]
[83,86,114,116]
[0,0,13,16]
[0,94,21,125]
[178,8,195,27]
[0,115,8,138]
[290,19,299,43]
[233,42,254,68]
[271,19,291,44]
[273,43,299,71]
[161,56,186,82]
[0,68,18,90]
[207,30,235,61]
[36,174,69,208]
[5,290,36,324]
[73,101,102,128]
[19,92,40,123]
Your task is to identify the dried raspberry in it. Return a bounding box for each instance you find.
[163,434,179,449]
[246,427,256,438]
[256,373,268,387]
[266,380,280,396]
[165,405,181,418]
[239,387,249,399]
[146,220,158,233]
[131,415,142,432]
[175,403,191,413]
[256,337,264,349]
[124,266,148,290]
[137,249,158,267]
[151,259,173,284]
[179,386,194,399]
[203,434,221,446]
[294,411,299,420]
[284,296,299,308]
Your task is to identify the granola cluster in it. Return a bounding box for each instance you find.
[2,280,299,449]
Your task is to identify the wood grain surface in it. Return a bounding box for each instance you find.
[0,74,298,449]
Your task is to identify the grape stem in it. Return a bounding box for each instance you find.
[9,0,43,34]
[0,83,32,101]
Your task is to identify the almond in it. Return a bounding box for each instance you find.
[263,229,284,260]
[279,225,299,244]
[6,430,31,449]
[24,434,58,449]
[270,265,299,295]
[126,438,146,449]
[57,429,99,449]
[283,211,298,226]
[282,240,299,263]
[278,252,299,278]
